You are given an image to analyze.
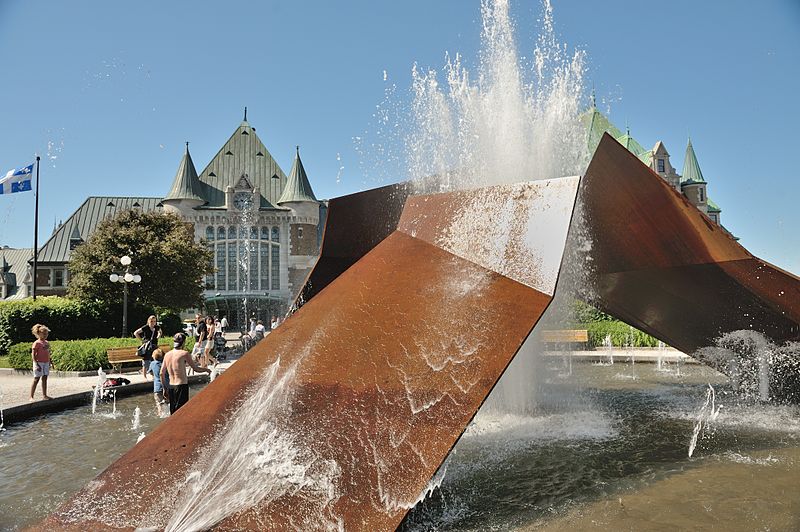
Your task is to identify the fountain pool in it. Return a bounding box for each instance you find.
[0,384,205,530]
[401,360,800,530]
[4,362,799,530]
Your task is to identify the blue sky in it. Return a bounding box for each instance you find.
[1,1,799,274]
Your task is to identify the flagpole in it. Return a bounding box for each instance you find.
[32,156,40,300]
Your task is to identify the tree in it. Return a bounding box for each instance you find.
[67,209,214,311]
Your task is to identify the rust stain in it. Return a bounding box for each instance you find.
[584,134,800,352]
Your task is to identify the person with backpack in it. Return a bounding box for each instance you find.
[134,315,161,379]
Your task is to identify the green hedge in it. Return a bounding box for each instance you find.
[9,336,197,371]
[0,296,182,357]
[581,320,660,349]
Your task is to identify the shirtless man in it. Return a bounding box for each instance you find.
[160,333,211,414]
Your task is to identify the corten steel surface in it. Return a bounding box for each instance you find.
[297,182,411,304]
[39,178,578,531]
[583,134,800,353]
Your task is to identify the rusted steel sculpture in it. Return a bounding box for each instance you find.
[582,134,800,353]
[39,135,800,530]
[37,177,580,531]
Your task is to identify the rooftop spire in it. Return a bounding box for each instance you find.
[277,147,318,204]
[244,106,248,122]
[164,143,205,203]
[681,137,706,184]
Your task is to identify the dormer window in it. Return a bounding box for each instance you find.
[699,188,705,202]
[657,159,665,173]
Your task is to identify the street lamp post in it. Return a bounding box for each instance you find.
[109,255,142,337]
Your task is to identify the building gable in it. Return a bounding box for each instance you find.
[196,120,288,209]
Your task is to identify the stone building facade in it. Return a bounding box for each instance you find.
[6,115,323,328]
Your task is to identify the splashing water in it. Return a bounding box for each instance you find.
[408,0,588,194]
[131,406,141,431]
[164,358,342,532]
[137,432,146,444]
[695,330,800,403]
[688,384,722,458]
[0,384,5,433]
[91,367,107,415]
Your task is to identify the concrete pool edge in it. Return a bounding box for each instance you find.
[1,374,209,427]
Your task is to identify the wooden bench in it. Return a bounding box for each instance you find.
[540,329,589,350]
[107,344,171,373]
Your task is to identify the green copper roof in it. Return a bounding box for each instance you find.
[582,107,651,164]
[36,197,163,263]
[582,107,624,155]
[706,198,721,213]
[278,147,318,204]
[195,119,288,209]
[681,139,706,184]
[164,143,204,203]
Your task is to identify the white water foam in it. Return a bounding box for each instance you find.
[164,357,342,532]
[466,410,615,443]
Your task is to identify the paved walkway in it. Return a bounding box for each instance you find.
[1,334,246,410]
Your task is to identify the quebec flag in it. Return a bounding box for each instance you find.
[0,164,34,195]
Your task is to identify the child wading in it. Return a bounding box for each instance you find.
[30,324,55,401]
[148,348,169,416]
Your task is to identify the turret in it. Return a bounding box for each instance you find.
[680,138,707,213]
[162,142,205,214]
[278,147,321,295]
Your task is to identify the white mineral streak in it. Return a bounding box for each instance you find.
[436,178,579,295]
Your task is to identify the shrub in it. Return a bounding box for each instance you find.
[581,320,660,349]
[9,336,196,371]
[0,296,173,356]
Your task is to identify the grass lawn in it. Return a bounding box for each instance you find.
[0,356,10,369]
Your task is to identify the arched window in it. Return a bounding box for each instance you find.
[271,226,280,242]
[260,242,269,289]
[228,226,236,240]
[217,226,225,241]
[215,243,225,290]
[206,226,214,241]
[227,241,237,290]
[250,226,258,240]
[271,244,280,289]
[261,226,269,240]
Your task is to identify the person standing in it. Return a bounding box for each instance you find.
[160,333,210,414]
[202,316,217,368]
[134,315,161,379]
[220,316,228,334]
[30,324,55,401]
[192,313,206,362]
